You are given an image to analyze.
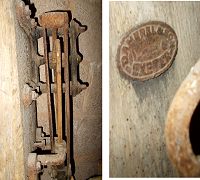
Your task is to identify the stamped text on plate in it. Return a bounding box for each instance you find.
[117,21,178,81]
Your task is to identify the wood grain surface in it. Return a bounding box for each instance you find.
[0,0,25,179]
[110,1,200,177]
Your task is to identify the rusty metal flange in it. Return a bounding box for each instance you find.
[165,60,200,176]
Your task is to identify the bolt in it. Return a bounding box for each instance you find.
[36,161,41,171]
[32,90,39,100]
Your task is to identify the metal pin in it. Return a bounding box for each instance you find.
[55,39,63,144]
[43,28,54,152]
[63,18,71,174]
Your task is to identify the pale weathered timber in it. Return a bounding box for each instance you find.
[0,0,26,179]
[0,0,40,178]
[110,1,200,177]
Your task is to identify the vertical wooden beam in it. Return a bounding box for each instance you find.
[0,0,25,179]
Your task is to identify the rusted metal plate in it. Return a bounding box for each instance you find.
[117,21,178,81]
[39,12,68,28]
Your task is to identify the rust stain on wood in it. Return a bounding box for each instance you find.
[117,21,178,81]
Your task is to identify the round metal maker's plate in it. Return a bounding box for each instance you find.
[117,21,178,81]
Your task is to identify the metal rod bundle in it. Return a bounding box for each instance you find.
[39,12,70,171]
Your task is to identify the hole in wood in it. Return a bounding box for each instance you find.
[189,101,200,155]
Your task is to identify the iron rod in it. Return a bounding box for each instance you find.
[63,20,71,173]
[43,28,54,152]
[56,39,63,144]
[52,28,58,133]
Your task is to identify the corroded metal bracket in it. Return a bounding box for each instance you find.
[28,141,66,180]
[33,127,51,150]
[69,19,87,96]
[16,1,42,87]
[16,1,88,96]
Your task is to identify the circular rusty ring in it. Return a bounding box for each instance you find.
[165,60,200,176]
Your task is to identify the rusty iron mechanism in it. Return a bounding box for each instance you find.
[16,1,87,179]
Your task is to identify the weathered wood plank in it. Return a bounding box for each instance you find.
[0,0,25,179]
[110,1,200,177]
